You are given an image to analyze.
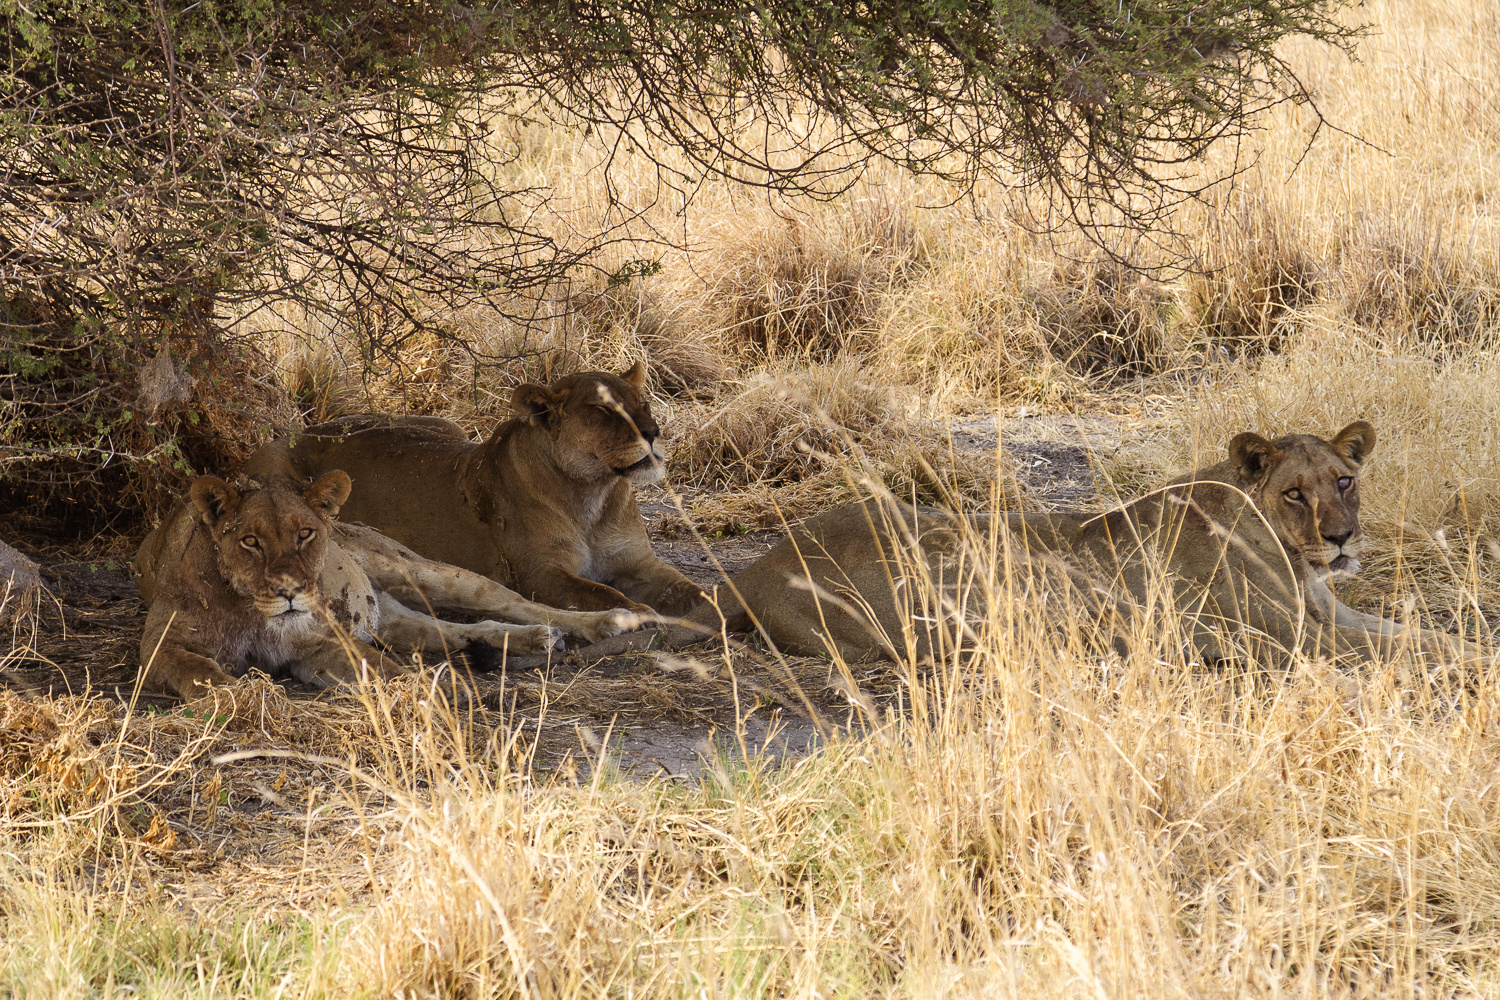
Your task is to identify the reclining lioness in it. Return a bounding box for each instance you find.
[245,364,702,615]
[568,421,1486,668]
[134,471,638,699]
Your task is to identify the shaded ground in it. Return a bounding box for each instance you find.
[3,557,143,700]
[637,498,783,589]
[0,541,849,778]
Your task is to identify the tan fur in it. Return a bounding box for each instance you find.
[244,363,702,615]
[647,421,1482,667]
[134,473,639,700]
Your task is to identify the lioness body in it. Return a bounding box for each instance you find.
[135,473,636,700]
[245,364,701,615]
[653,421,1482,666]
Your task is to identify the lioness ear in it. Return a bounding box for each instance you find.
[513,383,563,425]
[1331,420,1376,466]
[303,470,352,517]
[621,360,647,390]
[1228,432,1279,481]
[189,476,239,527]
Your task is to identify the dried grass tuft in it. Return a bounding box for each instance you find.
[0,539,42,643]
[1033,253,1169,376]
[285,342,371,423]
[666,364,1017,529]
[575,283,728,394]
[1334,218,1500,349]
[702,214,889,361]
[1441,482,1500,546]
[1181,190,1320,357]
[669,364,897,493]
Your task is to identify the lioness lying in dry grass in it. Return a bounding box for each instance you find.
[560,421,1485,669]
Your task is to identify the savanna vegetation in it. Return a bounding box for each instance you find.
[4,0,1500,995]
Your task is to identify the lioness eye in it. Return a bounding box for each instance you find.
[1337,476,1353,490]
[298,528,315,542]
[1284,489,1304,502]
[240,535,260,550]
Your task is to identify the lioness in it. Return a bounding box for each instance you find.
[571,421,1484,667]
[134,471,638,700]
[244,363,702,615]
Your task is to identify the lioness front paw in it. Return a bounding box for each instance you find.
[469,622,564,654]
[295,658,372,688]
[576,608,648,642]
[294,644,405,688]
[294,661,352,688]
[169,666,240,701]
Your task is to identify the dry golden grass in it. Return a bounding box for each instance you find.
[6,580,1500,997]
[7,0,1500,995]
[662,362,1022,531]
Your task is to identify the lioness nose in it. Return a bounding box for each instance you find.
[1323,529,1352,548]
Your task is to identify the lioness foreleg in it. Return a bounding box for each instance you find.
[607,558,705,617]
[292,633,407,688]
[341,523,641,640]
[1302,574,1488,665]
[373,592,563,657]
[517,565,658,615]
[138,605,240,699]
[141,645,240,700]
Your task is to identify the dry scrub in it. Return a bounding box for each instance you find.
[663,363,1020,531]
[7,0,1500,995]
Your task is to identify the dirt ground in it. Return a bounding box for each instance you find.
[0,418,1115,782]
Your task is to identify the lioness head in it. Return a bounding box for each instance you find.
[188,471,352,620]
[512,362,665,485]
[1227,420,1375,580]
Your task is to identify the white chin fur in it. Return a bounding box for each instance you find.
[1324,554,1360,580]
[627,460,665,486]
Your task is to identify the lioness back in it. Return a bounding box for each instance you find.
[302,413,470,441]
[669,486,1292,664]
[258,426,503,574]
[673,501,973,660]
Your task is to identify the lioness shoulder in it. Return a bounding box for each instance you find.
[245,362,703,615]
